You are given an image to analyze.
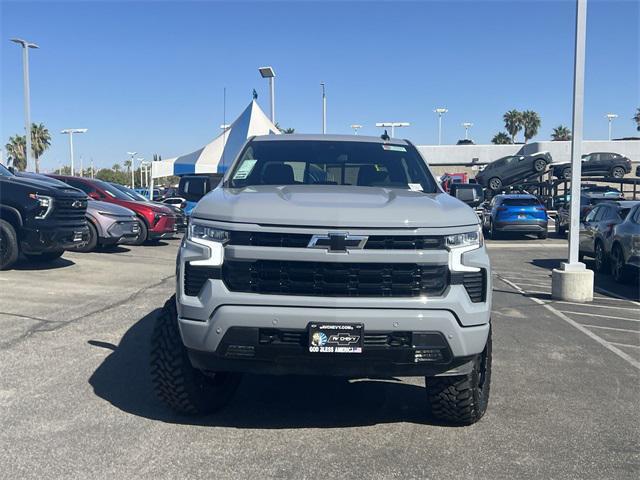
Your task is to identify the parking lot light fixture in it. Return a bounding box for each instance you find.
[11,38,39,172]
[605,113,618,141]
[258,66,276,123]
[61,129,88,176]
[551,0,593,302]
[127,152,137,187]
[434,108,448,145]
[350,124,363,135]
[375,122,410,138]
[462,122,473,140]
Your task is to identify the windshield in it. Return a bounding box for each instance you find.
[94,180,137,200]
[112,183,148,201]
[227,140,438,192]
[0,163,14,177]
[502,198,541,206]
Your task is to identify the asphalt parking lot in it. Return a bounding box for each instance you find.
[1,235,638,479]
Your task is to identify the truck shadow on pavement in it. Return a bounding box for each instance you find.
[88,309,445,428]
[14,257,75,270]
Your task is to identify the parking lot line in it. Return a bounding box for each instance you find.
[497,275,640,370]
[557,310,640,322]
[486,244,565,249]
[581,324,640,333]
[508,281,550,288]
[554,301,640,312]
[609,342,640,349]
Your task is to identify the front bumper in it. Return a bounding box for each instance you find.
[149,214,177,237]
[21,224,90,254]
[104,218,140,242]
[176,224,492,376]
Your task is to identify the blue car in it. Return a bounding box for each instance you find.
[482,194,548,239]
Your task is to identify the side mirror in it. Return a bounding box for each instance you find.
[179,175,215,203]
[450,184,484,208]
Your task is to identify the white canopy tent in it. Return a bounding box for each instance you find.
[151,99,280,182]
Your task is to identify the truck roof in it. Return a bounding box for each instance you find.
[251,133,410,145]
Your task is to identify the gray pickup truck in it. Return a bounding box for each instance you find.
[151,134,492,425]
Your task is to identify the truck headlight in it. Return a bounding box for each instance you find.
[29,193,53,219]
[187,222,228,266]
[446,226,482,273]
[445,228,483,250]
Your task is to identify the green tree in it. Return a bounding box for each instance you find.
[112,163,122,172]
[5,135,27,171]
[124,159,132,171]
[551,125,571,141]
[503,110,523,143]
[634,107,640,132]
[96,168,128,185]
[522,110,541,143]
[30,123,51,173]
[491,132,512,145]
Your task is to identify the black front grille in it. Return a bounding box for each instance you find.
[451,269,486,303]
[184,263,221,296]
[228,231,443,250]
[53,197,87,222]
[222,260,448,297]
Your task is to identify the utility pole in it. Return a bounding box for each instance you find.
[321,82,326,134]
[434,108,448,145]
[11,38,39,172]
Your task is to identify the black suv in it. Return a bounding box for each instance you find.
[0,164,89,270]
[552,152,632,179]
[475,152,552,191]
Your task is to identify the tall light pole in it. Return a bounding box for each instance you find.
[350,124,363,135]
[137,158,145,188]
[258,66,276,123]
[462,122,473,140]
[552,0,593,302]
[434,108,448,145]
[375,122,410,138]
[127,152,137,187]
[605,113,618,141]
[61,129,87,176]
[321,82,327,134]
[11,38,39,172]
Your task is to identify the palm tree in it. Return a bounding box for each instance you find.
[491,132,512,145]
[634,107,640,132]
[522,110,541,143]
[112,163,122,172]
[551,125,572,141]
[503,110,523,143]
[124,159,132,172]
[5,135,27,171]
[30,123,51,173]
[275,123,295,134]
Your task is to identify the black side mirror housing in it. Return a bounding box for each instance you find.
[178,174,222,202]
[450,184,485,208]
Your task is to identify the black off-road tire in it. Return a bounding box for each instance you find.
[0,219,19,270]
[426,328,492,426]
[150,295,242,415]
[23,250,64,262]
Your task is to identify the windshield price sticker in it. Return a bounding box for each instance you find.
[233,159,258,180]
[308,323,363,354]
[408,183,423,192]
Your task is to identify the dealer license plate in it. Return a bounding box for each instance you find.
[308,323,363,354]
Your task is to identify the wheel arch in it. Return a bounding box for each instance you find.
[0,205,23,231]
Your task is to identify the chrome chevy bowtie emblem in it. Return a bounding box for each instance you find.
[307,232,368,252]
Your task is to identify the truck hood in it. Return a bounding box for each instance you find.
[4,175,83,196]
[192,185,479,228]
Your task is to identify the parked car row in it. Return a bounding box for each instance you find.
[578,200,640,283]
[0,166,188,270]
[476,151,635,192]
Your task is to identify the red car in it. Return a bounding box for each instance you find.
[48,175,176,245]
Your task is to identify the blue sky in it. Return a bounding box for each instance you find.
[1,0,638,171]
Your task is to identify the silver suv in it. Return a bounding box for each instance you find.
[151,134,492,425]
